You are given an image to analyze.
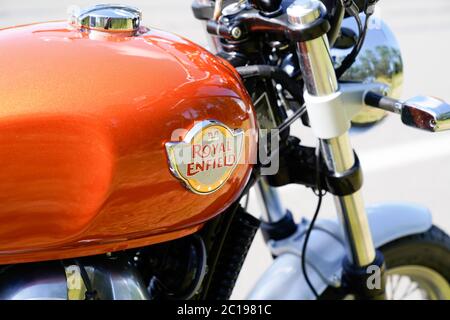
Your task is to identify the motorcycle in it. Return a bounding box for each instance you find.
[0,0,448,300]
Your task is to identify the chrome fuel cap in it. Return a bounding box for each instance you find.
[71,4,142,32]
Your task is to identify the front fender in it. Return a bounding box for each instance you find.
[247,202,432,300]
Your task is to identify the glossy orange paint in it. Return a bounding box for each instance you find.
[0,22,257,264]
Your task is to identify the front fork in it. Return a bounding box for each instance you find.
[198,0,386,299]
[279,0,385,299]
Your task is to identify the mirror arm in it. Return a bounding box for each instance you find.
[364,91,402,114]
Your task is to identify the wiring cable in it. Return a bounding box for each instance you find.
[73,259,97,300]
[300,142,326,299]
[335,0,374,79]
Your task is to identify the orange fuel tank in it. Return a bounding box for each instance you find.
[0,19,257,264]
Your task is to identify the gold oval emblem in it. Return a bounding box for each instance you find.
[165,120,244,195]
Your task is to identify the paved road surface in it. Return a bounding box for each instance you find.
[1,0,449,299]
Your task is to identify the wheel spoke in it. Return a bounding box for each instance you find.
[398,280,419,300]
[393,275,401,299]
[385,265,450,300]
[389,274,401,300]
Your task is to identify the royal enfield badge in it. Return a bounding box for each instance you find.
[165,120,244,195]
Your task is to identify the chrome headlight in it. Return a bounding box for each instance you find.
[332,16,404,126]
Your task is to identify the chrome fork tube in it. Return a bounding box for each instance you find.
[288,0,376,267]
[255,177,287,223]
[321,137,376,266]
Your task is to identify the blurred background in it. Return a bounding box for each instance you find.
[1,0,449,299]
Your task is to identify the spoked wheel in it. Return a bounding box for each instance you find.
[322,225,450,300]
[386,265,450,300]
[381,226,450,300]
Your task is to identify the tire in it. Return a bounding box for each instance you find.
[322,225,450,300]
[380,225,450,300]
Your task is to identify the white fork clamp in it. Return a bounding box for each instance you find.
[304,84,388,139]
[287,0,378,267]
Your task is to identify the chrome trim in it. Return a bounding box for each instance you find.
[287,2,337,96]
[0,259,150,300]
[65,260,150,300]
[321,136,376,265]
[84,259,150,300]
[286,0,325,25]
[0,263,68,300]
[333,192,377,266]
[401,96,450,132]
[71,4,142,32]
[296,37,338,96]
[320,134,355,173]
[288,0,376,267]
[255,177,287,223]
[222,1,246,16]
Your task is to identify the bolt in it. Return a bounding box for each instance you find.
[231,27,242,39]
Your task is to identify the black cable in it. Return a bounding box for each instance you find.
[342,0,363,34]
[335,13,363,77]
[73,259,97,300]
[335,0,373,79]
[301,143,325,299]
[277,104,307,133]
